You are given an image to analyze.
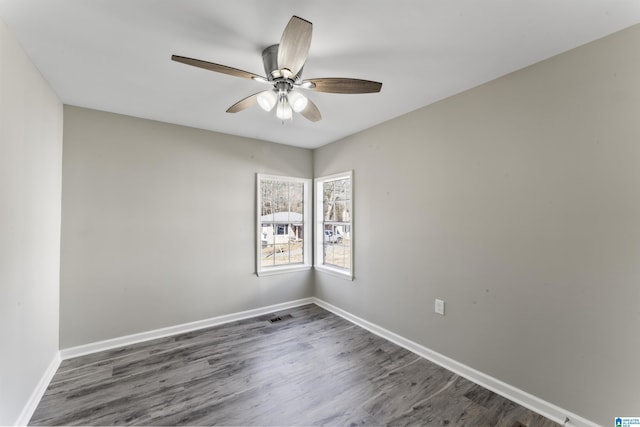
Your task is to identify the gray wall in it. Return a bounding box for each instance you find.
[60,107,314,348]
[0,20,63,425]
[314,24,640,425]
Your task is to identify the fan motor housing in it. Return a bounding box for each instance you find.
[262,44,303,81]
[262,45,278,78]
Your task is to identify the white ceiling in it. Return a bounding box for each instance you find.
[1,1,639,149]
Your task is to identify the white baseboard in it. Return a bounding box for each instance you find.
[60,297,314,360]
[312,297,598,427]
[15,351,61,426]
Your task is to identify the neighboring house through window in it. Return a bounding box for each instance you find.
[257,174,311,276]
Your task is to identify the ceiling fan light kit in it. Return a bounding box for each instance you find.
[171,15,382,123]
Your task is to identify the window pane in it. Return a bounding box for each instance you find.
[323,238,334,265]
[289,182,303,216]
[289,230,304,264]
[260,179,275,220]
[331,242,347,269]
[323,202,332,221]
[343,181,351,201]
[323,180,334,202]
[333,201,347,222]
[323,178,351,222]
[260,223,276,267]
[275,181,288,214]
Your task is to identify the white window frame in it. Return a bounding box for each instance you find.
[256,174,311,276]
[314,170,354,280]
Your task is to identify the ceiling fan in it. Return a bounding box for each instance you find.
[171,16,382,122]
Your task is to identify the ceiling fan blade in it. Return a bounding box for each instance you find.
[172,55,263,80]
[277,16,312,77]
[299,98,322,122]
[226,93,260,113]
[305,78,382,94]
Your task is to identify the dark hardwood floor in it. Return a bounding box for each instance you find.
[30,304,558,426]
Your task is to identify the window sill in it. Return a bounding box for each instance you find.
[314,265,354,281]
[256,264,312,277]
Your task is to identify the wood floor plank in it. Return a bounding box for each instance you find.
[29,304,559,426]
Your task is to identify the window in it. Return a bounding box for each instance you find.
[257,174,311,276]
[315,171,353,279]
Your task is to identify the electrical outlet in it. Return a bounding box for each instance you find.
[435,299,445,315]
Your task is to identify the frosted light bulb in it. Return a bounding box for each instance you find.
[276,98,293,120]
[288,91,308,113]
[257,90,277,111]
